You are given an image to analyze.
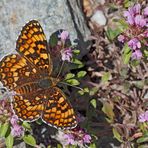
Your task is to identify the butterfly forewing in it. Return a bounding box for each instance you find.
[16,20,53,75]
[0,54,38,91]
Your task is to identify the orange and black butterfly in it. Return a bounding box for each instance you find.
[0,20,77,129]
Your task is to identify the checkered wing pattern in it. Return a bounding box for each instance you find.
[42,87,77,129]
[16,20,52,75]
[0,20,77,129]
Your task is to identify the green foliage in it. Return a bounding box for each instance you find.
[122,44,132,64]
[106,27,122,41]
[89,87,98,96]
[22,121,31,130]
[112,128,123,143]
[71,58,84,69]
[102,102,115,123]
[73,49,80,55]
[5,133,14,148]
[77,71,87,78]
[23,134,36,147]
[89,143,97,148]
[90,99,97,108]
[101,72,111,83]
[49,33,58,48]
[78,87,89,95]
[0,122,9,137]
[66,79,80,86]
[137,133,148,144]
[65,73,75,80]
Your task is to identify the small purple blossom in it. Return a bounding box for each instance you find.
[143,7,148,16]
[124,4,141,25]
[58,30,69,41]
[10,115,24,137]
[134,15,147,27]
[63,128,91,146]
[118,35,125,43]
[132,50,142,59]
[10,115,18,126]
[124,4,147,28]
[83,134,91,143]
[64,134,75,145]
[61,48,72,62]
[128,38,141,50]
[138,111,148,122]
[11,124,24,137]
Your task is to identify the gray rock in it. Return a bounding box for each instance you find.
[0,0,91,59]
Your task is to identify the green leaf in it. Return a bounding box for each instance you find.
[89,87,98,96]
[73,49,80,55]
[77,71,87,78]
[89,143,96,148]
[102,102,115,123]
[78,90,84,95]
[71,58,83,65]
[90,99,97,108]
[83,87,89,93]
[23,135,36,147]
[65,73,75,80]
[49,34,58,48]
[101,72,111,83]
[66,79,80,86]
[106,27,122,41]
[122,44,132,64]
[137,134,148,144]
[0,122,9,137]
[112,128,123,142]
[57,144,63,148]
[22,121,31,130]
[5,133,14,148]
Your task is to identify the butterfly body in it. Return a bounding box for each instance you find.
[0,20,77,129]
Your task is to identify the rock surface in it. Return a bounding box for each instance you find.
[0,0,91,59]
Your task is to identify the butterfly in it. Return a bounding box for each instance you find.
[0,20,77,129]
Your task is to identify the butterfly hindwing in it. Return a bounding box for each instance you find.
[42,87,77,129]
[12,91,45,121]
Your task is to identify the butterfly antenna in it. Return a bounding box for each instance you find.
[59,81,83,91]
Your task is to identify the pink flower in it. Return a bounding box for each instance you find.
[63,128,92,146]
[10,115,18,126]
[11,124,24,137]
[118,35,125,43]
[10,115,24,137]
[139,111,148,122]
[134,15,147,27]
[124,4,141,25]
[128,38,141,50]
[61,48,72,62]
[64,134,75,145]
[83,134,91,143]
[132,50,142,59]
[144,7,148,16]
[58,30,69,41]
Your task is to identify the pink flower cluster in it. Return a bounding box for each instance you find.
[138,111,148,123]
[63,128,91,146]
[58,30,73,62]
[118,4,148,60]
[10,115,24,137]
[124,4,147,27]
